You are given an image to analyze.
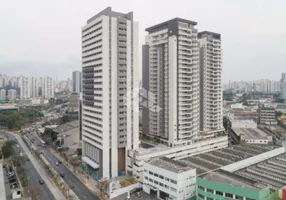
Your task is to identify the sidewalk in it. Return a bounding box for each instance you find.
[48,148,101,195]
[15,134,65,200]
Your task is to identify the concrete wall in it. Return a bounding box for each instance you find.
[109,183,141,199]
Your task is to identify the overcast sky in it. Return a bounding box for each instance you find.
[0,0,285,82]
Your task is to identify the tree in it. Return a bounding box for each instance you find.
[98,178,108,199]
[276,111,283,118]
[24,187,42,200]
[69,157,79,171]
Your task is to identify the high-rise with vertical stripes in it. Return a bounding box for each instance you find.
[142,18,200,147]
[81,7,139,179]
[198,31,223,133]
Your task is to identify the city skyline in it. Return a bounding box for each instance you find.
[1,0,286,81]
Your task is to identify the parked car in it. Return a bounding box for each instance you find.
[39,179,44,185]
[56,161,59,166]
[58,160,62,164]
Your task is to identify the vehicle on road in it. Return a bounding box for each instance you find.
[39,179,44,184]
[40,140,46,147]
[59,172,65,178]
[56,161,59,166]
[58,160,62,164]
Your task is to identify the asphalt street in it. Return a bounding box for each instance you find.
[0,131,55,200]
[30,131,99,200]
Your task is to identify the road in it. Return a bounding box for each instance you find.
[30,131,99,200]
[0,131,55,200]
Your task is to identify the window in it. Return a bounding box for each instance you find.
[154,180,158,185]
[215,191,223,196]
[207,198,214,200]
[170,179,177,184]
[207,188,214,193]
[164,184,169,189]
[144,176,148,181]
[226,193,233,198]
[246,198,255,200]
[235,196,243,200]
[159,175,164,179]
[165,177,169,181]
[198,186,205,191]
[149,171,153,175]
[154,173,158,177]
[198,193,204,199]
[149,178,153,183]
[159,182,164,187]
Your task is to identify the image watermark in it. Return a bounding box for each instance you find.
[124,88,162,113]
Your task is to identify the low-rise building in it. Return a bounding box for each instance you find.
[258,106,277,125]
[231,120,257,129]
[143,157,196,200]
[127,135,228,182]
[231,128,273,144]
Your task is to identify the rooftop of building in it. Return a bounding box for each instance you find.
[201,169,267,190]
[198,31,221,40]
[87,7,133,24]
[145,18,197,33]
[177,144,279,175]
[54,120,79,134]
[148,157,193,174]
[231,128,270,139]
[235,152,286,189]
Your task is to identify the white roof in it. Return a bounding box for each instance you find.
[82,156,99,169]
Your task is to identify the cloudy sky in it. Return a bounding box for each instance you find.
[0,0,285,82]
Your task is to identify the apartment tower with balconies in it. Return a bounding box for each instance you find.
[142,18,200,147]
[198,31,223,133]
[81,7,139,179]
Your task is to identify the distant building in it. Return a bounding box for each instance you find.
[8,89,17,101]
[39,77,55,99]
[0,89,6,100]
[67,93,80,113]
[72,71,82,93]
[258,106,277,125]
[281,73,286,99]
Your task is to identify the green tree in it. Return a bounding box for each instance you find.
[276,111,283,118]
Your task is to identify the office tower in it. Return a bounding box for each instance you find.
[72,71,82,93]
[142,18,200,147]
[0,89,6,100]
[19,76,30,100]
[81,7,139,179]
[198,31,223,132]
[39,77,55,99]
[281,73,286,99]
[8,89,17,101]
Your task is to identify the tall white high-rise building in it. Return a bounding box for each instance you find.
[198,31,223,132]
[30,77,39,98]
[81,7,139,179]
[72,71,82,93]
[39,77,55,99]
[142,18,200,147]
[8,89,17,101]
[19,76,30,100]
[0,89,6,100]
[281,73,286,99]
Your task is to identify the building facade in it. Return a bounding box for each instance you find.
[142,18,200,147]
[198,31,223,133]
[81,7,139,179]
[258,106,277,125]
[0,89,6,100]
[281,73,286,99]
[72,71,82,93]
[19,76,30,100]
[143,157,196,200]
[39,77,55,99]
[8,89,17,101]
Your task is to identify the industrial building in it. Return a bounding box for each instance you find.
[258,106,277,125]
[231,127,273,144]
[197,146,286,200]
